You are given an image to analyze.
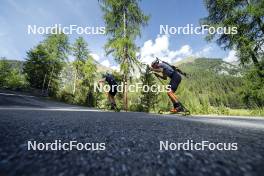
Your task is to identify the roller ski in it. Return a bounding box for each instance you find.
[158,103,190,116]
[158,109,190,116]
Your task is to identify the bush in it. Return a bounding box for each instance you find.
[60,91,74,104]
[0,59,11,87]
[129,103,144,112]
[0,59,29,90]
[4,69,29,90]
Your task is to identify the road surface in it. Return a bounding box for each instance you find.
[0,91,264,176]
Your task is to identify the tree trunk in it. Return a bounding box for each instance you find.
[41,73,47,95]
[123,10,128,111]
[73,62,79,95]
[123,74,128,111]
[73,69,77,95]
[47,66,54,94]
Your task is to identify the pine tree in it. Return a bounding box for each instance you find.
[140,65,158,112]
[43,33,69,95]
[202,0,264,68]
[100,0,149,111]
[24,33,69,95]
[24,44,50,90]
[82,56,97,106]
[202,0,264,108]
[72,37,90,95]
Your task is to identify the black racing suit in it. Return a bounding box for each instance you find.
[104,74,118,96]
[158,63,182,92]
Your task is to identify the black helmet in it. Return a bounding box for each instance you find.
[102,72,109,78]
[151,57,159,67]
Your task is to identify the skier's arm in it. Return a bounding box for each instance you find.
[154,73,167,80]
[150,67,163,73]
[150,67,167,80]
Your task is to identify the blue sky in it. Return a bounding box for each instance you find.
[0,0,235,69]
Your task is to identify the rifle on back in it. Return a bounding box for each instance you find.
[156,57,188,77]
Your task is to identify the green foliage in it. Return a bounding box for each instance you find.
[5,69,29,90]
[72,37,89,63]
[43,33,70,95]
[100,0,149,72]
[0,59,12,87]
[71,37,91,96]
[24,44,50,89]
[202,0,264,67]
[82,56,97,88]
[100,0,149,109]
[44,33,70,62]
[59,91,74,104]
[22,33,100,108]
[0,59,28,90]
[57,36,99,107]
[139,65,158,112]
[177,58,245,113]
[80,57,98,106]
[202,0,264,110]
[241,62,264,107]
[72,37,90,79]
[57,57,99,106]
[24,33,70,95]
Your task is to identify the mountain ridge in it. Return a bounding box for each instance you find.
[1,57,243,77]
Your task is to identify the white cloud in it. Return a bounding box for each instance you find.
[194,46,213,57]
[177,45,192,55]
[139,35,193,64]
[101,60,110,67]
[141,35,169,57]
[90,53,100,61]
[111,65,120,71]
[139,35,217,65]
[223,50,238,63]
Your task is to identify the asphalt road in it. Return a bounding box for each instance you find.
[0,92,264,176]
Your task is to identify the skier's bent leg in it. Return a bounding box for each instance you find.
[107,93,111,105]
[167,90,182,111]
[109,94,116,109]
[167,91,178,101]
[167,90,179,103]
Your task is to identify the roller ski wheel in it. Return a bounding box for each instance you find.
[158,106,191,116]
[169,109,190,116]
